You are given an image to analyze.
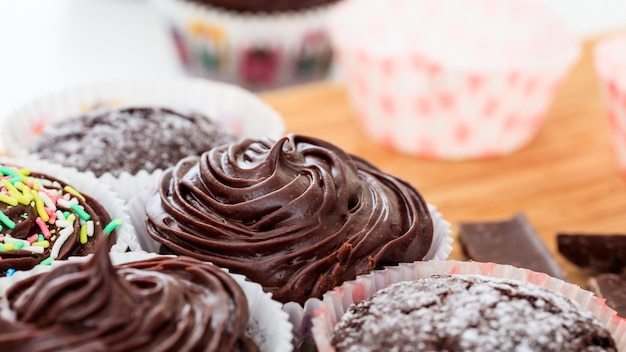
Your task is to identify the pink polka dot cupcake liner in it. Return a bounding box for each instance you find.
[594,32,626,177]
[0,78,285,201]
[311,260,626,351]
[150,0,338,91]
[328,0,580,159]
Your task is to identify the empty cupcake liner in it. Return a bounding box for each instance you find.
[311,260,626,351]
[0,78,285,200]
[0,157,140,261]
[594,33,626,176]
[328,0,580,159]
[0,251,293,352]
[150,0,337,91]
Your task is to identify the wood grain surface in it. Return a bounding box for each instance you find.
[260,39,626,288]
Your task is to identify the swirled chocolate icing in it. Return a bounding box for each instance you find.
[0,242,258,351]
[0,164,114,276]
[146,134,433,304]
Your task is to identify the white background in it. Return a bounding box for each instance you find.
[0,0,625,150]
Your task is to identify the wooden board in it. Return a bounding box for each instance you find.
[260,38,626,288]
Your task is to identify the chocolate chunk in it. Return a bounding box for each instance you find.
[557,233,626,273]
[458,213,565,279]
[588,273,626,318]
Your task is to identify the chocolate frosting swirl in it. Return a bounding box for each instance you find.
[146,134,433,304]
[0,242,257,352]
[0,165,114,276]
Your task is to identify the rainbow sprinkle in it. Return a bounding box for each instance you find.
[0,164,104,274]
[103,219,123,235]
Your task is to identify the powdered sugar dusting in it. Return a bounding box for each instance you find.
[28,106,238,177]
[331,274,616,352]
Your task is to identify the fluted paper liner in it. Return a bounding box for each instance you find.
[0,157,139,255]
[0,251,293,352]
[311,260,626,351]
[328,0,580,159]
[594,32,626,176]
[0,78,285,200]
[150,0,337,91]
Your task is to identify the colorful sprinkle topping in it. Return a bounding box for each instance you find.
[0,164,108,274]
[103,219,123,235]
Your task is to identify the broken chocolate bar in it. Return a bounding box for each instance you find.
[458,213,565,279]
[588,273,626,318]
[557,233,626,273]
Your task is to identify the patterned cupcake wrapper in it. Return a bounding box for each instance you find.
[0,78,285,201]
[594,33,626,177]
[0,251,293,352]
[283,204,452,349]
[328,0,580,159]
[150,0,337,91]
[0,157,140,259]
[311,260,626,351]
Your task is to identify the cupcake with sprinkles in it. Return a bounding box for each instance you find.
[0,159,138,276]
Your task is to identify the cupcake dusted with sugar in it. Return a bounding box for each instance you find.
[28,106,238,177]
[145,134,437,304]
[330,275,617,352]
[0,163,121,276]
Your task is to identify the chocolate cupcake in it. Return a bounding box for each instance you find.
[144,134,449,305]
[1,79,285,201]
[0,160,134,276]
[151,0,340,90]
[28,106,238,177]
[331,275,616,351]
[312,261,626,352]
[0,240,292,351]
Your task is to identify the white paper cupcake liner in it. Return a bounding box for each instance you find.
[0,157,140,260]
[0,78,285,200]
[150,0,338,91]
[0,251,293,352]
[594,33,626,176]
[328,0,580,159]
[311,260,626,351]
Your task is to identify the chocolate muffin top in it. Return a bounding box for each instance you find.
[28,106,238,177]
[331,274,617,352]
[145,134,434,304]
[191,0,339,13]
[0,241,258,352]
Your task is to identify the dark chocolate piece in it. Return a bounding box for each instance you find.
[588,273,626,318]
[557,233,626,273]
[458,213,565,279]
